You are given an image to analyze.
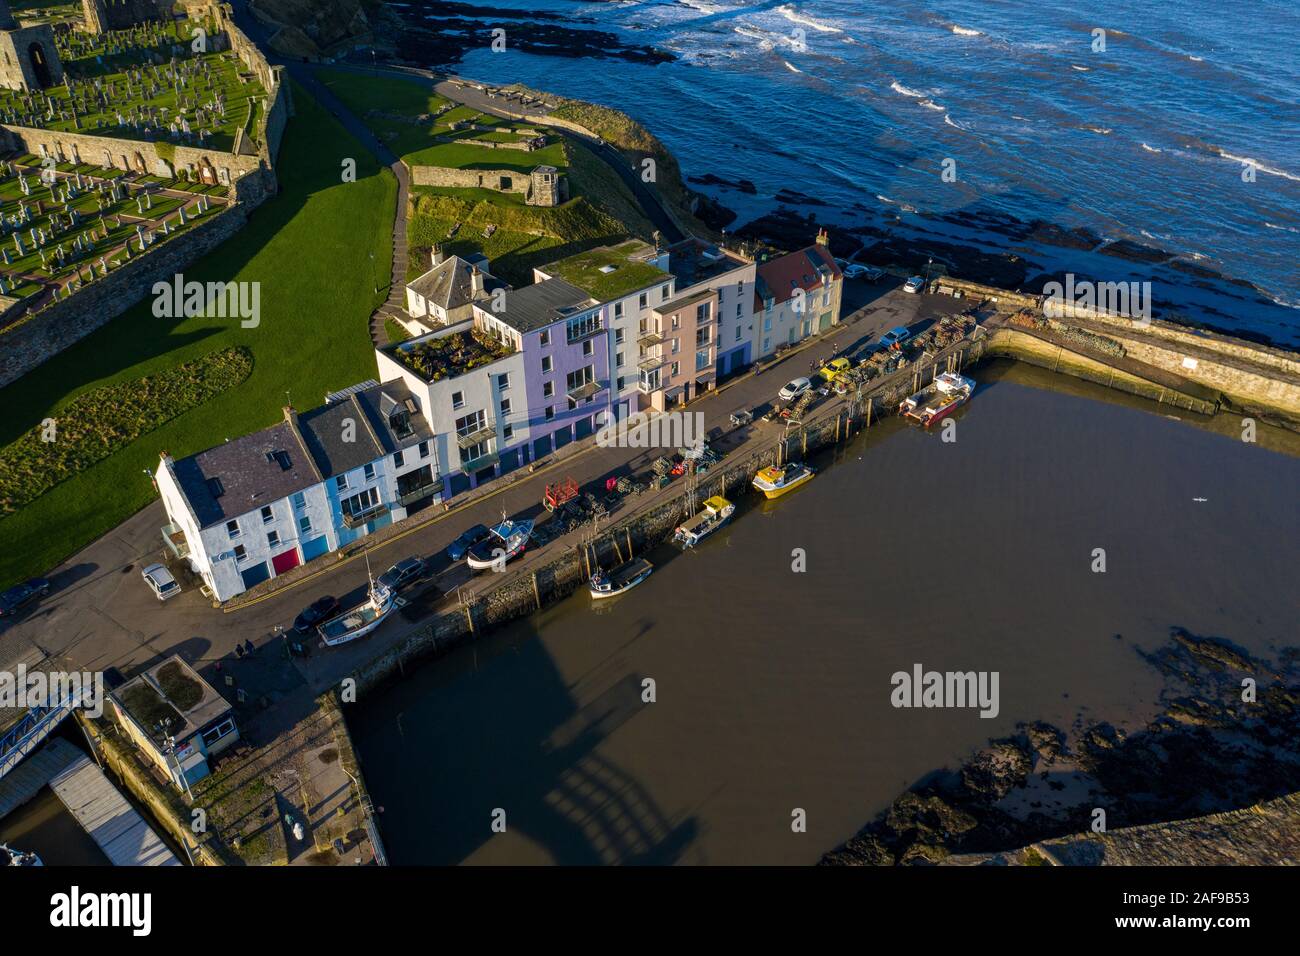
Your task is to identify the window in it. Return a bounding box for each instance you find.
[291,492,306,510]
[696,348,711,371]
[393,450,405,468]
[299,516,312,534]
[638,292,647,309]
[614,301,624,318]
[671,362,680,377]
[567,397,577,411]
[762,337,771,353]
[539,329,550,347]
[736,326,743,342]
[260,505,273,524]
[545,406,555,422]
[672,338,680,354]
[660,284,670,299]
[341,487,380,519]
[418,440,429,458]
[615,328,625,345]
[267,530,280,548]
[336,474,349,492]
[566,366,595,393]
[459,441,489,465]
[503,424,513,440]
[615,351,624,368]
[497,372,510,391]
[696,301,712,323]
[541,356,553,374]
[451,391,465,410]
[582,339,593,357]
[736,303,742,317]
[233,544,247,562]
[671,314,680,330]
[201,718,236,748]
[696,326,711,346]
[738,280,745,296]
[363,463,376,482]
[226,520,241,538]
[763,316,772,332]
[543,381,554,398]
[500,397,512,415]
[566,312,602,342]
[617,375,626,391]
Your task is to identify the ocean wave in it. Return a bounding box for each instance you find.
[784,60,803,73]
[918,98,944,111]
[1070,64,1090,72]
[890,80,925,98]
[1079,125,1112,135]
[1141,143,1162,153]
[943,113,968,131]
[949,25,982,37]
[876,194,917,213]
[1265,222,1300,234]
[776,4,843,34]
[733,25,776,51]
[1217,151,1300,183]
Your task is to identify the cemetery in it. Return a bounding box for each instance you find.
[0,18,268,153]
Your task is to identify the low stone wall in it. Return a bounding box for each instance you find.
[0,202,249,386]
[932,276,1043,311]
[410,164,529,194]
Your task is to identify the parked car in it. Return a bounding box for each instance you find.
[844,263,884,281]
[903,275,926,294]
[778,377,812,402]
[377,557,427,592]
[294,595,340,634]
[0,578,50,617]
[880,326,911,349]
[447,524,491,562]
[141,564,181,602]
[818,357,852,383]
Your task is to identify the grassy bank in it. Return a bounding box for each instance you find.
[0,80,396,588]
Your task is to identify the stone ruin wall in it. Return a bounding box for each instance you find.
[410,164,530,194]
[81,0,170,35]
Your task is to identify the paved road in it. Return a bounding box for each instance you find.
[0,282,963,695]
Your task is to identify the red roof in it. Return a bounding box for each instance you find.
[753,243,841,309]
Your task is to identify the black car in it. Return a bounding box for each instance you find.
[293,595,340,633]
[447,524,491,562]
[377,557,427,592]
[0,578,50,617]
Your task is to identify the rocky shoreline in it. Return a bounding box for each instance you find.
[821,630,1300,865]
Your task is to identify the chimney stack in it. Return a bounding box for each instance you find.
[432,244,446,267]
[471,266,485,295]
[815,228,830,247]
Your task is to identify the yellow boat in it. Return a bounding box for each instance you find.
[751,462,816,499]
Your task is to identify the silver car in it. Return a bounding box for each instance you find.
[779,377,812,401]
[142,564,181,601]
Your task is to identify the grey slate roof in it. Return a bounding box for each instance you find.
[406,256,508,313]
[295,401,385,481]
[482,277,599,333]
[351,381,435,454]
[172,421,320,529]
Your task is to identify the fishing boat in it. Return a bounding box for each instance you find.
[752,462,815,499]
[2,843,43,866]
[318,567,395,647]
[899,371,976,427]
[672,496,735,549]
[589,558,654,600]
[467,517,534,572]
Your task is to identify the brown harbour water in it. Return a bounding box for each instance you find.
[351,362,1300,865]
[0,785,111,866]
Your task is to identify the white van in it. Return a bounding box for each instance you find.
[142,564,181,601]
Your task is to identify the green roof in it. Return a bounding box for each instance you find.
[543,241,667,302]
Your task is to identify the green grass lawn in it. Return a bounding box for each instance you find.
[0,79,396,589]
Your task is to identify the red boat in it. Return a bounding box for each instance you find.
[899,372,976,427]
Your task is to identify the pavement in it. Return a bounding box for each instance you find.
[0,281,964,700]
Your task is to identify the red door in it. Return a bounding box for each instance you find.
[271,547,300,575]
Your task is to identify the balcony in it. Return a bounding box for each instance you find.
[397,478,441,506]
[341,504,390,529]
[566,379,606,402]
[459,451,499,474]
[637,330,663,347]
[455,420,496,449]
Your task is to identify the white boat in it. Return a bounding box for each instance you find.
[2,843,42,866]
[672,496,735,549]
[318,582,395,646]
[589,558,653,600]
[899,371,975,427]
[467,517,534,572]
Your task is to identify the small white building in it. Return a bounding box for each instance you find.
[402,248,507,337]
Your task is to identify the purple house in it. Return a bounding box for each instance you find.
[473,278,613,465]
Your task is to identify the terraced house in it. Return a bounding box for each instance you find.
[753,231,843,360]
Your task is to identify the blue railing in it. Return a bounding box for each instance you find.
[0,694,81,780]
